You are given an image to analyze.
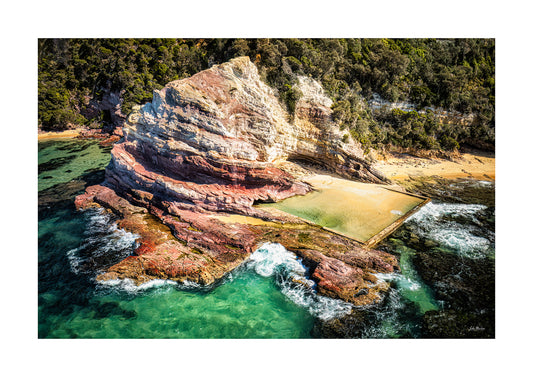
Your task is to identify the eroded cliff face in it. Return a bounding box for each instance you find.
[107,56,386,216]
[76,56,397,307]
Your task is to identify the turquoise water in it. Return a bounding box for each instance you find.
[43,269,314,339]
[38,139,112,191]
[38,139,495,338]
[376,242,440,314]
[38,140,323,338]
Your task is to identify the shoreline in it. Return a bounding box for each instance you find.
[372,150,495,182]
[37,130,495,183]
[38,129,81,141]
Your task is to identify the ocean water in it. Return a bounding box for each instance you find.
[38,139,495,338]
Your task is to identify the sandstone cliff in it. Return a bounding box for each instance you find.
[107,56,387,215]
[76,56,397,307]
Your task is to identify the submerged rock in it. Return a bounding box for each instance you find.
[76,57,397,306]
[413,248,495,338]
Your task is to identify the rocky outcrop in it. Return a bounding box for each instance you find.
[77,128,122,146]
[76,183,396,305]
[76,56,397,306]
[81,91,127,131]
[106,57,386,215]
[369,93,476,126]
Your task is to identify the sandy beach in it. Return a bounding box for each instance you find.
[38,129,81,141]
[372,151,495,181]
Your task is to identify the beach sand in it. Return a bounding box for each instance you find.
[372,151,495,181]
[38,129,81,141]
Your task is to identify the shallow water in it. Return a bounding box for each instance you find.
[38,140,495,338]
[258,175,424,242]
[38,139,112,191]
[45,264,315,339]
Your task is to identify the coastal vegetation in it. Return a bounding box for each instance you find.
[38,38,494,151]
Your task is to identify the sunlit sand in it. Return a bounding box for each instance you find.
[38,129,81,140]
[372,152,495,181]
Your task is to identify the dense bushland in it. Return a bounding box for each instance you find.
[38,38,495,151]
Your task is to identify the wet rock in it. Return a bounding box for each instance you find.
[414,249,495,310]
[77,183,399,301]
[312,309,368,338]
[400,176,495,207]
[422,309,494,338]
[77,128,122,147]
[423,239,439,248]
[313,292,422,338]
[294,249,389,306]
[413,249,495,338]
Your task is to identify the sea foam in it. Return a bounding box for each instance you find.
[406,202,493,258]
[98,278,178,294]
[67,208,139,275]
[408,202,487,223]
[70,210,352,320]
[246,243,353,321]
[375,272,421,291]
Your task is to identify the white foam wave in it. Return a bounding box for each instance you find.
[248,242,307,277]
[375,273,421,291]
[98,278,178,293]
[177,280,204,290]
[408,202,486,223]
[93,242,352,320]
[247,243,353,321]
[406,202,493,258]
[66,247,81,273]
[430,225,491,256]
[67,208,139,274]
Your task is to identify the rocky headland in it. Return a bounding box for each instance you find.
[75,56,399,306]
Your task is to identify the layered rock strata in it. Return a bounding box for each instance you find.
[76,56,398,306]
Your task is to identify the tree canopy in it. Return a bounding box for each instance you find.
[38,38,495,151]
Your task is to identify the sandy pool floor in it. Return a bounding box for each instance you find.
[258,174,426,243]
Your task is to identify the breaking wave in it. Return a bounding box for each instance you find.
[97,278,179,293]
[66,208,139,275]
[246,243,353,321]
[70,211,351,320]
[409,201,487,223]
[406,202,494,258]
[92,241,352,320]
[375,272,421,291]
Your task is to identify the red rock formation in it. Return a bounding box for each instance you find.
[76,56,397,306]
[76,128,122,146]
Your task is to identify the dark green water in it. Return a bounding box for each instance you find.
[38,139,495,338]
